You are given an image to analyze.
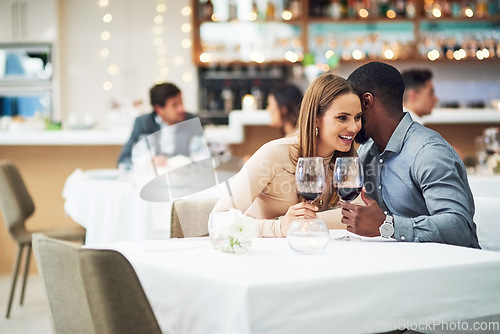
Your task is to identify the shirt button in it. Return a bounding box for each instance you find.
[379,159,384,163]
[378,186,382,189]
[401,236,406,241]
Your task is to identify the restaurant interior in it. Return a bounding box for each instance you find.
[1,0,500,333]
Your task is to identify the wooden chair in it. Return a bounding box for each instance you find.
[170,198,219,238]
[0,160,86,318]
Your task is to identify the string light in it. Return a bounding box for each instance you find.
[107,64,118,75]
[101,31,110,41]
[284,51,299,63]
[103,13,112,23]
[181,7,191,16]
[282,11,292,20]
[156,4,166,13]
[100,48,109,58]
[103,81,112,91]
[359,9,369,18]
[181,23,191,33]
[199,53,211,63]
[154,15,164,24]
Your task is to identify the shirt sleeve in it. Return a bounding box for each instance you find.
[211,141,285,237]
[393,142,478,247]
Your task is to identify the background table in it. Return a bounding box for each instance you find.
[468,174,500,251]
[63,169,172,244]
[97,235,500,334]
[63,169,226,245]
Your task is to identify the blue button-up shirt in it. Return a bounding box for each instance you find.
[358,113,480,248]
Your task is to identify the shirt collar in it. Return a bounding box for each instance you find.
[384,112,413,154]
[367,112,413,156]
[154,114,168,128]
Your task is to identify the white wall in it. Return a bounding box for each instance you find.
[58,0,197,128]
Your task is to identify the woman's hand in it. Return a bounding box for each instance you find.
[280,202,318,236]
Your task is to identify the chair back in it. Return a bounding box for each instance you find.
[0,160,34,237]
[170,198,218,238]
[32,233,95,334]
[78,248,162,334]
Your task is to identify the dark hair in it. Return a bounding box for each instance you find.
[149,83,181,107]
[347,62,405,114]
[269,84,303,129]
[402,69,433,97]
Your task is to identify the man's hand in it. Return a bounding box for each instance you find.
[338,189,385,237]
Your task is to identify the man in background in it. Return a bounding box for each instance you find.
[118,82,198,165]
[401,69,438,123]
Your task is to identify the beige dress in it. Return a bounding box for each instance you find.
[212,136,348,237]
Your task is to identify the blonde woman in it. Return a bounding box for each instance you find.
[212,73,362,237]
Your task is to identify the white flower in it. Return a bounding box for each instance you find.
[209,209,257,254]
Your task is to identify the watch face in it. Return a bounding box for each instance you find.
[380,222,394,238]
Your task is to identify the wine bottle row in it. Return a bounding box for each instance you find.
[198,65,291,113]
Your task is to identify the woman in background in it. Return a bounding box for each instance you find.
[267,84,303,137]
[212,74,362,237]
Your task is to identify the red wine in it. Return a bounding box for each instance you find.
[298,192,321,202]
[338,187,362,201]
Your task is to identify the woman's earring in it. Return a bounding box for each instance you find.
[315,127,319,136]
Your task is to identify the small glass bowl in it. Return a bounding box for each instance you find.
[287,219,330,254]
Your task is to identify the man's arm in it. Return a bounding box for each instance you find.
[340,143,479,247]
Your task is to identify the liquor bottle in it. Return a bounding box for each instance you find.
[340,0,348,17]
[290,0,302,18]
[228,0,237,21]
[267,0,276,19]
[202,0,214,20]
[329,0,341,18]
[406,0,416,18]
[395,0,406,16]
[476,0,488,17]
[221,84,234,114]
[378,0,390,17]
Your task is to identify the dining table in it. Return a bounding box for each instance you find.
[63,168,228,245]
[91,231,500,334]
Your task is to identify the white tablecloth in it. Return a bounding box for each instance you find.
[63,169,172,244]
[96,234,500,334]
[468,175,500,251]
[63,169,226,245]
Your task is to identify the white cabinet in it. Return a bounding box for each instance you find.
[0,0,56,42]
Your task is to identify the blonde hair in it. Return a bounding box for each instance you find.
[291,73,359,207]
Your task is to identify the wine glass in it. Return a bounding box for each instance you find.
[295,157,326,204]
[333,157,364,202]
[333,157,364,241]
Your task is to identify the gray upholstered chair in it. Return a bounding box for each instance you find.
[78,248,162,334]
[0,160,86,318]
[170,198,219,238]
[32,233,94,334]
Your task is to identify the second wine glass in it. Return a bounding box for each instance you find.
[333,157,364,202]
[295,157,326,203]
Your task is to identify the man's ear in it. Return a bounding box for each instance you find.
[362,92,373,109]
[408,89,418,102]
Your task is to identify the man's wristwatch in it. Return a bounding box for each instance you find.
[379,214,394,238]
